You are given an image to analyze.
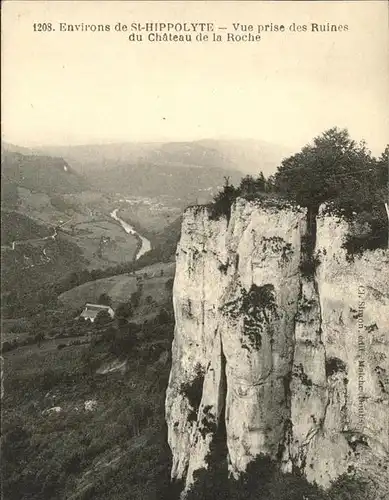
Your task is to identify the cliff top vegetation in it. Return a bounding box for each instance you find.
[207,127,388,254]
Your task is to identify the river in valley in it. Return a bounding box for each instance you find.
[110,209,152,260]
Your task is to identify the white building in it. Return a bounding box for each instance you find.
[79,303,115,323]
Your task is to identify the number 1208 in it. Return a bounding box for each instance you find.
[33,23,54,31]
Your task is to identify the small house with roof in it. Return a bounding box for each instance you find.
[79,303,115,323]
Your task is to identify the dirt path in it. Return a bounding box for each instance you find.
[2,217,74,251]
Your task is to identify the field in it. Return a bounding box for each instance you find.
[2,210,139,279]
[15,188,113,225]
[7,185,140,268]
[67,218,139,269]
[16,187,67,226]
[58,262,175,310]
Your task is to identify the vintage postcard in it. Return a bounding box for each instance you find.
[1,1,388,499]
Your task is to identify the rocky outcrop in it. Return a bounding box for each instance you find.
[165,199,389,496]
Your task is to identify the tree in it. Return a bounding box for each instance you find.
[375,145,389,247]
[165,278,174,291]
[209,177,239,221]
[94,310,112,326]
[274,128,387,251]
[274,128,375,213]
[115,302,133,327]
[130,289,142,308]
[375,144,389,189]
[156,308,171,325]
[238,172,267,199]
[97,293,112,307]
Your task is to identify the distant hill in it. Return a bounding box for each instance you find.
[196,138,293,176]
[1,147,96,316]
[4,138,291,204]
[1,148,89,197]
[84,161,243,202]
[1,141,35,155]
[34,138,290,177]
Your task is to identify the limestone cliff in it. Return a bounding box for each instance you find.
[165,199,389,496]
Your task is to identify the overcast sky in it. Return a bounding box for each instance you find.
[2,1,388,155]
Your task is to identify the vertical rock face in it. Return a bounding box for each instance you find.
[303,210,389,488]
[165,200,389,495]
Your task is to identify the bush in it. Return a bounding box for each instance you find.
[115,302,133,321]
[155,308,171,325]
[208,174,270,222]
[94,310,113,327]
[343,222,387,259]
[165,278,174,291]
[326,357,347,377]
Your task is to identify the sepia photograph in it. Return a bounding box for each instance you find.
[1,1,388,499]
